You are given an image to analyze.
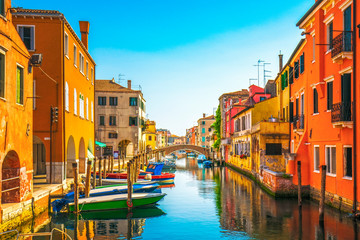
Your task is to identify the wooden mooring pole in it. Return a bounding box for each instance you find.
[72,163,79,213]
[127,161,133,211]
[319,165,327,223]
[92,157,97,188]
[85,160,92,198]
[297,161,302,207]
[103,157,107,179]
[99,157,102,186]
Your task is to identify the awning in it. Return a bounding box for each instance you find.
[87,149,95,160]
[95,141,106,147]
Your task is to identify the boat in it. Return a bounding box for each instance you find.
[203,160,212,167]
[197,154,207,163]
[104,163,175,181]
[52,183,159,212]
[98,179,157,186]
[68,192,166,212]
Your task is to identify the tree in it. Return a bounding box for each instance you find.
[212,105,221,150]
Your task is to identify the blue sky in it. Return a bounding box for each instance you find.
[13,0,313,136]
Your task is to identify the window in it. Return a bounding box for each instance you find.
[294,61,299,79]
[129,117,138,126]
[312,35,315,61]
[86,98,89,120]
[241,116,246,130]
[141,101,145,111]
[65,82,69,111]
[344,146,352,177]
[98,96,106,106]
[86,61,89,79]
[202,121,205,125]
[300,53,305,74]
[109,97,118,106]
[202,137,205,142]
[260,96,266,101]
[0,0,4,16]
[79,93,84,118]
[91,101,93,122]
[327,21,333,50]
[327,81,333,110]
[314,146,320,171]
[0,52,4,98]
[99,116,105,126]
[344,7,352,51]
[149,136,152,141]
[265,143,282,155]
[18,26,35,50]
[208,128,212,132]
[16,65,24,105]
[74,88,77,115]
[79,52,84,73]
[109,116,116,126]
[326,146,336,175]
[202,128,205,134]
[64,32,69,57]
[313,88,318,114]
[73,45,77,67]
[91,68,94,85]
[108,133,118,139]
[129,97,138,106]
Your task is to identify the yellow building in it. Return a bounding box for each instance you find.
[231,96,290,174]
[144,120,157,151]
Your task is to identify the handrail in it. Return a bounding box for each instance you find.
[0,229,19,239]
[50,228,72,240]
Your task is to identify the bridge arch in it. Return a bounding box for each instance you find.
[157,145,211,159]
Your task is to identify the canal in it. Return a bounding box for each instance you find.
[14,158,360,239]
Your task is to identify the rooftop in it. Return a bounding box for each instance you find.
[95,79,142,94]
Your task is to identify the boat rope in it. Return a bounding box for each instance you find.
[127,200,133,208]
[79,201,86,212]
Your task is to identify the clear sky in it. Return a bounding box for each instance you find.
[13,0,313,136]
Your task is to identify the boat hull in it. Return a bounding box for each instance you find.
[68,193,166,212]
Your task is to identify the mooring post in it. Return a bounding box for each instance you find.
[107,156,111,174]
[297,161,302,207]
[72,163,79,213]
[85,160,92,197]
[319,165,326,223]
[99,157,102,186]
[118,155,121,172]
[92,157,97,188]
[103,157,107,179]
[127,161,133,211]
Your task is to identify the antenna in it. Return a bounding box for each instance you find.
[117,73,126,85]
[263,62,271,87]
[254,59,265,86]
[249,78,257,86]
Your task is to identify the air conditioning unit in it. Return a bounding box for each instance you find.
[30,54,43,66]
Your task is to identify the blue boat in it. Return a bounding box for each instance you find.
[197,154,207,163]
[203,160,212,168]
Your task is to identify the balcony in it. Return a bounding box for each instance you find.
[331,102,353,128]
[331,32,352,63]
[292,115,304,134]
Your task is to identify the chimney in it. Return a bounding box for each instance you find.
[79,21,90,49]
[203,113,206,118]
[278,51,283,73]
[127,80,132,89]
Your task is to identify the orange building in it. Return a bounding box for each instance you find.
[0,0,33,207]
[12,9,95,183]
[288,0,355,212]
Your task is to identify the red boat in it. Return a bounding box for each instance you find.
[104,163,175,181]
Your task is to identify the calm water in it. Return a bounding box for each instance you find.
[24,158,360,239]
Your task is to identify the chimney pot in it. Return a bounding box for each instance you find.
[127,80,132,89]
[203,113,206,118]
[79,21,90,50]
[279,52,283,73]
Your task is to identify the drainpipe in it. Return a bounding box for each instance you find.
[352,0,357,213]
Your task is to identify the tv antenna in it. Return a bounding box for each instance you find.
[117,73,126,85]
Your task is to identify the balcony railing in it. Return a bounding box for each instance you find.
[331,32,352,59]
[331,102,352,123]
[293,115,304,130]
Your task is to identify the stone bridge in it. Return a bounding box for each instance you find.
[154,144,211,159]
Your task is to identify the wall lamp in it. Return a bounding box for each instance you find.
[301,31,311,36]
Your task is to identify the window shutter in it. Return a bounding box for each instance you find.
[289,102,294,122]
[74,89,77,115]
[289,67,294,84]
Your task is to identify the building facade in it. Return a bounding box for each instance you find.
[95,79,146,158]
[196,114,215,148]
[13,10,96,183]
[144,120,157,151]
[0,0,33,206]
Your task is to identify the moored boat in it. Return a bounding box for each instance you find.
[68,192,166,212]
[197,154,207,163]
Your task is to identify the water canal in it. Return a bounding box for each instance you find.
[9,158,360,239]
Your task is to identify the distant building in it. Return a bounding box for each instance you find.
[95,79,146,158]
[197,114,215,148]
[156,129,170,148]
[144,120,157,151]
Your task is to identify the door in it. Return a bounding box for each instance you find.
[341,73,351,121]
[33,143,46,175]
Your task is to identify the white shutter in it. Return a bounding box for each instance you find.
[74,88,77,115]
[91,101,93,122]
[65,82,69,111]
[86,98,89,120]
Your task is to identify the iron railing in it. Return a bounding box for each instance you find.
[331,32,352,58]
[331,102,352,122]
[293,115,304,130]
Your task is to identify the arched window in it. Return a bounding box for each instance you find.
[65,82,69,111]
[74,88,77,115]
